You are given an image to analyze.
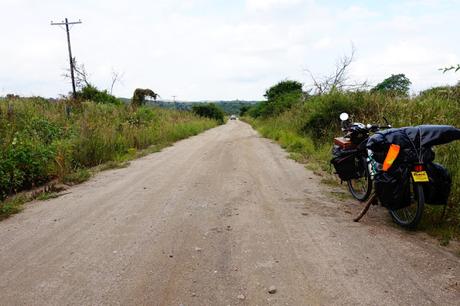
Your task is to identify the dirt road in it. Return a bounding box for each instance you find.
[0,121,459,305]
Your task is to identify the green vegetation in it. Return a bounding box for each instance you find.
[0,196,26,220]
[192,103,225,124]
[120,98,259,116]
[239,105,251,117]
[63,168,92,185]
[119,98,259,115]
[0,97,218,211]
[244,83,460,242]
[249,80,304,118]
[264,80,303,101]
[213,101,259,115]
[371,74,412,97]
[35,192,60,201]
[76,84,122,105]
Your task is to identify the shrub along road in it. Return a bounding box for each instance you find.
[0,120,459,305]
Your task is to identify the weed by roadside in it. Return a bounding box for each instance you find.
[0,196,26,220]
[63,169,92,185]
[35,192,60,201]
[0,97,218,219]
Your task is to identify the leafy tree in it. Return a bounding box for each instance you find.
[131,88,159,107]
[371,74,411,96]
[264,80,303,101]
[239,105,251,116]
[242,80,303,118]
[192,103,225,124]
[246,102,266,118]
[251,80,302,117]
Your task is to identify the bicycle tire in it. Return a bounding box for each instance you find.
[389,183,424,229]
[347,156,373,202]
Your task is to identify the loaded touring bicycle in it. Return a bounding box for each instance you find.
[331,113,460,228]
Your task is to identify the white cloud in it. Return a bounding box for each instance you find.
[313,37,333,50]
[352,42,459,90]
[341,5,379,19]
[245,0,304,11]
[0,0,459,100]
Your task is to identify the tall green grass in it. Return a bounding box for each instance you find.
[246,89,460,241]
[0,97,218,204]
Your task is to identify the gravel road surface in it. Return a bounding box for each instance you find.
[0,120,459,305]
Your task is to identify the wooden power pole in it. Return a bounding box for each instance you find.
[51,18,82,98]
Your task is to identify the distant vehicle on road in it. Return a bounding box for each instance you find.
[230,115,237,120]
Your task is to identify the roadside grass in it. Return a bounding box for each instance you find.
[63,168,92,185]
[0,97,218,219]
[243,89,460,245]
[98,160,131,171]
[35,192,60,201]
[321,177,340,186]
[0,196,26,220]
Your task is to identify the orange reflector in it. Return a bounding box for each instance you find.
[382,144,400,172]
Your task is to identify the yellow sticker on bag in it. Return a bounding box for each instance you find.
[411,171,429,182]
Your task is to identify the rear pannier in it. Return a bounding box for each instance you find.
[374,165,411,210]
[424,163,451,205]
[331,146,361,181]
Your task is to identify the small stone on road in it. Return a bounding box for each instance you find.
[268,286,277,294]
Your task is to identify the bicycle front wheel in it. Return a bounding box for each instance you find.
[389,182,424,229]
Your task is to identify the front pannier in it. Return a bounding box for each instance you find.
[424,163,451,205]
[374,166,411,210]
[331,146,361,181]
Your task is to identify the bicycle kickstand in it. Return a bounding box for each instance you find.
[353,193,377,222]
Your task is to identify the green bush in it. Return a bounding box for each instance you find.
[246,80,303,118]
[192,103,225,124]
[371,73,411,97]
[264,80,303,101]
[299,91,361,139]
[0,98,218,203]
[0,137,55,199]
[76,84,122,105]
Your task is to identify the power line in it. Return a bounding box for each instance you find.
[51,18,82,98]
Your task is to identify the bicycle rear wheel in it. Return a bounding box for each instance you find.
[389,182,424,229]
[347,156,372,202]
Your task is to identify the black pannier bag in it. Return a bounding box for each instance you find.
[331,145,361,181]
[424,163,451,205]
[374,166,411,210]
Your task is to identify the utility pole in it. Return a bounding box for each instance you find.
[51,18,82,99]
[172,95,177,103]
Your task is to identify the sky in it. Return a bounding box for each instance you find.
[0,0,459,101]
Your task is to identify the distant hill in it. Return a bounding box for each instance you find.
[119,98,261,115]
